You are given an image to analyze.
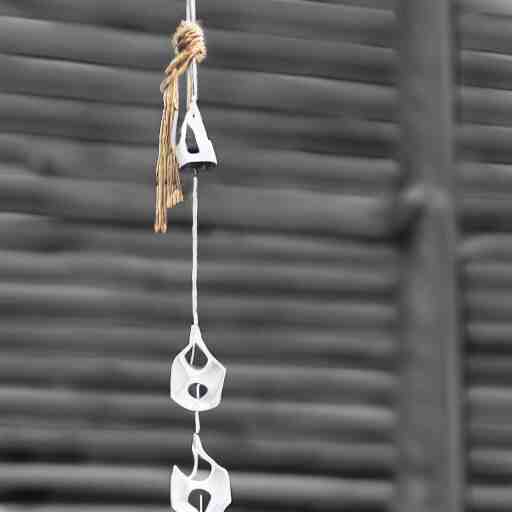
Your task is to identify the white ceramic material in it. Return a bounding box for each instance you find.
[171,434,232,512]
[176,102,217,171]
[170,325,226,412]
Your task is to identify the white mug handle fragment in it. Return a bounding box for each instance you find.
[170,325,226,412]
[171,434,232,512]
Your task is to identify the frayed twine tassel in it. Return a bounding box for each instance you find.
[154,21,206,233]
[154,79,182,233]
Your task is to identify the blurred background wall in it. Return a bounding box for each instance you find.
[0,1,509,512]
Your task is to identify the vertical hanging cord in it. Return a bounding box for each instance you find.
[192,173,200,435]
[187,0,198,105]
[188,0,200,437]
[192,172,199,327]
[195,409,201,434]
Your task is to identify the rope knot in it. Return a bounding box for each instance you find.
[173,21,206,63]
[160,21,206,95]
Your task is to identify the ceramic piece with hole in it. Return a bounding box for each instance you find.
[170,324,226,412]
[176,101,217,173]
[171,434,231,512]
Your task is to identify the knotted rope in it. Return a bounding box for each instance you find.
[154,21,207,233]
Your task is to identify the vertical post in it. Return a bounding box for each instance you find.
[396,2,463,512]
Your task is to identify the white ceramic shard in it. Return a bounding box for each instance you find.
[171,434,232,512]
[170,325,226,412]
[176,102,217,172]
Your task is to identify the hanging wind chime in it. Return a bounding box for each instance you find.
[154,1,231,512]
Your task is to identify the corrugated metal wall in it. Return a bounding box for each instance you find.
[0,1,399,511]
[459,1,512,511]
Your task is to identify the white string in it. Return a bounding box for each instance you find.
[192,174,200,434]
[194,363,201,433]
[195,410,201,434]
[187,0,198,103]
[192,174,199,326]
[188,0,201,450]
[186,0,196,22]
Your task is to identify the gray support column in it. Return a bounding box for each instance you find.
[396,2,463,512]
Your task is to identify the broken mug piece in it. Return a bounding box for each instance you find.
[170,324,226,412]
[171,434,232,512]
[176,101,217,173]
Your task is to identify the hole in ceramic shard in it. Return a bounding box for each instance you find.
[188,383,208,399]
[188,489,211,512]
[196,454,212,477]
[186,125,200,154]
[185,344,208,369]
